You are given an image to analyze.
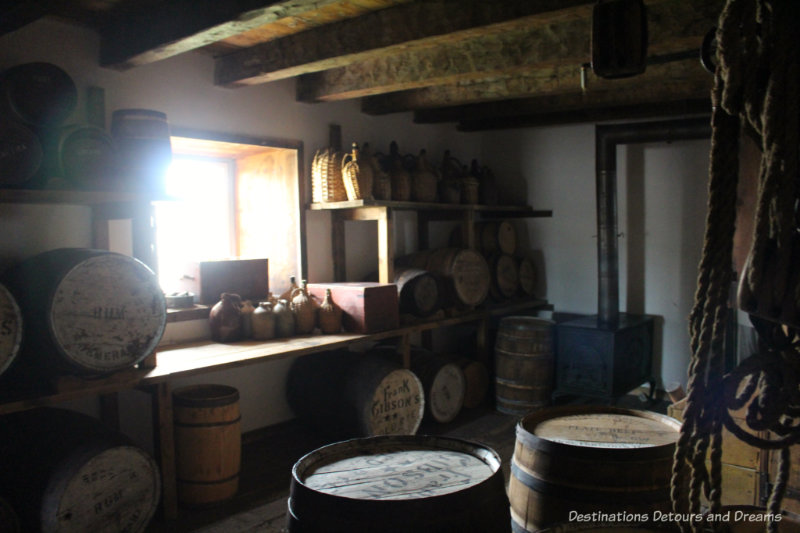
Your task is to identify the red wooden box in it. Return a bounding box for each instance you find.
[177,259,269,305]
[307,282,399,333]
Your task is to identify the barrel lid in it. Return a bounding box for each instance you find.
[0,62,77,126]
[0,282,23,376]
[293,435,501,501]
[516,405,680,458]
[173,384,240,407]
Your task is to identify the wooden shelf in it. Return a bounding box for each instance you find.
[0,188,168,206]
[308,199,552,218]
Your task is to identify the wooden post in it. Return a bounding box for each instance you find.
[377,208,394,284]
[332,211,346,281]
[476,318,490,366]
[99,393,120,432]
[151,382,178,519]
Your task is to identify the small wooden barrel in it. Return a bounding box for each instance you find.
[287,350,424,438]
[425,248,490,308]
[0,120,43,187]
[110,108,172,194]
[494,316,555,415]
[394,267,440,317]
[517,256,537,296]
[287,435,510,532]
[508,405,681,532]
[457,357,489,408]
[409,349,466,424]
[0,407,161,533]
[0,496,20,533]
[0,62,77,127]
[0,283,23,380]
[479,220,517,256]
[173,384,242,506]
[488,253,520,300]
[1,248,166,376]
[56,124,115,188]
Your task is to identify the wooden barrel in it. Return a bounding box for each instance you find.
[1,248,166,376]
[517,256,537,296]
[508,405,681,532]
[494,316,555,415]
[425,248,490,307]
[0,283,23,380]
[173,384,242,506]
[0,120,43,187]
[0,407,161,533]
[55,124,115,188]
[409,349,466,423]
[0,496,20,533]
[395,267,440,317]
[488,253,520,300]
[287,350,425,439]
[110,108,172,194]
[479,220,517,256]
[458,357,490,408]
[287,435,510,532]
[0,62,77,127]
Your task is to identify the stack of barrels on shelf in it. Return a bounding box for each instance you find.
[0,407,161,533]
[286,346,489,439]
[0,247,167,386]
[0,61,172,193]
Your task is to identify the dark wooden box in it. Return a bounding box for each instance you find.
[178,259,269,305]
[307,282,399,333]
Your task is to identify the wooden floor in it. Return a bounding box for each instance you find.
[145,395,667,533]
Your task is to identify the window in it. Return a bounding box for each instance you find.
[155,130,305,302]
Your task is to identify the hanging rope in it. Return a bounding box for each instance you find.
[671,1,799,532]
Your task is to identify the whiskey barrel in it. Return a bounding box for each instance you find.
[494,316,555,415]
[287,350,424,439]
[0,283,23,379]
[517,256,537,296]
[488,253,519,300]
[409,349,465,424]
[110,108,172,194]
[2,248,166,376]
[458,357,489,408]
[0,120,43,187]
[0,63,77,127]
[173,384,241,506]
[479,220,517,256]
[425,248,490,307]
[508,405,681,532]
[394,267,440,317]
[0,407,160,533]
[287,435,510,533]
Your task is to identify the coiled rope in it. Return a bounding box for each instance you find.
[671,1,799,532]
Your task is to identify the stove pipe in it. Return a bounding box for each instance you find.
[595,116,711,328]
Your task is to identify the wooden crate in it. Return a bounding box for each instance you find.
[177,259,269,305]
[307,282,398,333]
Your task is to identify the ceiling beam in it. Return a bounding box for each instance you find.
[214,0,596,87]
[98,0,353,70]
[296,0,722,103]
[0,0,53,37]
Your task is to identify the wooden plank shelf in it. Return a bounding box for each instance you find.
[308,199,552,218]
[0,188,169,206]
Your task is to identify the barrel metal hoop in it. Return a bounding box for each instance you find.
[173,415,241,428]
[177,472,240,485]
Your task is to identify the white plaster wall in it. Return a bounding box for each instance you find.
[479,123,710,390]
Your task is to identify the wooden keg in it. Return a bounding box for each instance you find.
[494,316,555,415]
[110,108,172,194]
[55,124,115,188]
[0,407,161,533]
[479,220,517,256]
[1,248,166,376]
[409,349,466,423]
[0,283,23,380]
[173,384,241,506]
[394,267,440,317]
[0,120,43,187]
[458,357,489,408]
[488,253,520,300]
[425,247,490,308]
[0,62,77,127]
[287,350,424,439]
[508,405,681,532]
[287,435,510,533]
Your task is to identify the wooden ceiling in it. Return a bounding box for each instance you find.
[6,0,722,130]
